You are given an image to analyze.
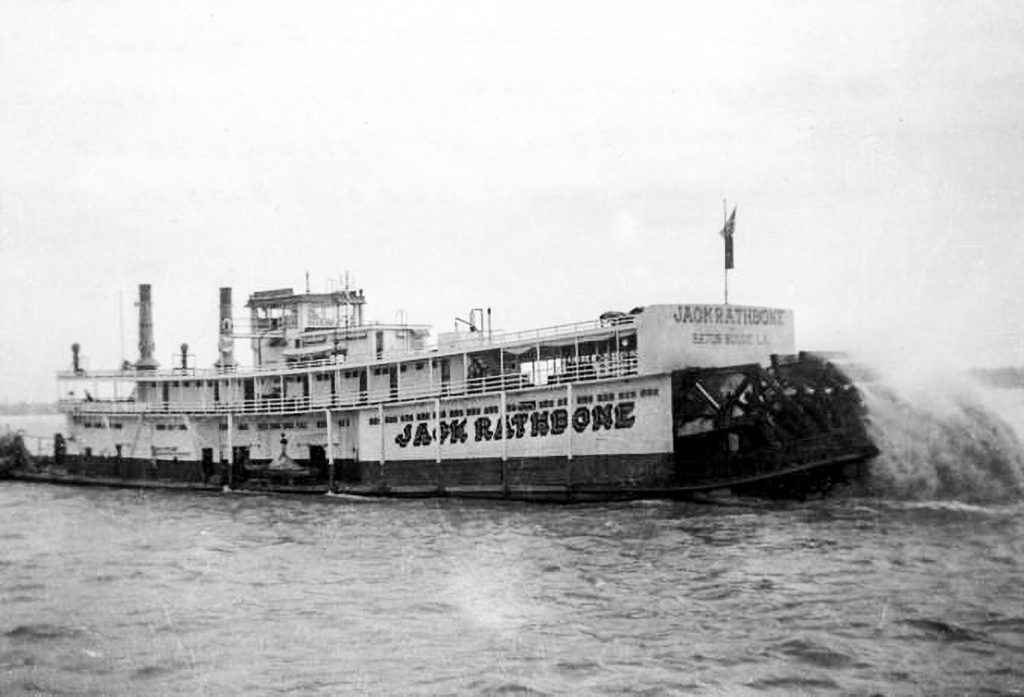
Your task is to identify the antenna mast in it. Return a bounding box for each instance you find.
[720,201,736,305]
[118,290,125,365]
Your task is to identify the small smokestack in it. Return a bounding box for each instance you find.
[215,287,237,369]
[136,284,158,370]
[71,343,81,373]
[180,343,189,371]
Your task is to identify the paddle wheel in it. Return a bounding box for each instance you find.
[671,352,877,494]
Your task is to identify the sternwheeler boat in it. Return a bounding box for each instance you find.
[2,280,877,500]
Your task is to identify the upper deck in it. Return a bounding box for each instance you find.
[56,279,795,417]
[58,313,638,382]
[58,311,643,415]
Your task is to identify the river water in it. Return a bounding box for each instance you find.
[2,375,1024,696]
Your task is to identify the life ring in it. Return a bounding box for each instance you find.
[220,317,233,333]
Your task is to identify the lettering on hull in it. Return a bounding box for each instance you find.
[394,402,636,448]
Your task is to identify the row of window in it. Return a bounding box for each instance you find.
[142,365,427,390]
[216,419,351,430]
[369,391,654,425]
[79,392,658,434]
[80,420,355,432]
[574,389,654,405]
[79,421,123,429]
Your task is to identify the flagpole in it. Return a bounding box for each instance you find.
[723,199,729,305]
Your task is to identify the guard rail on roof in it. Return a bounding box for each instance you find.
[440,315,635,350]
[57,316,637,381]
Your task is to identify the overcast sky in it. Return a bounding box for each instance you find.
[2,1,1023,401]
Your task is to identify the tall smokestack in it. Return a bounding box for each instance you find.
[136,284,158,370]
[215,287,237,370]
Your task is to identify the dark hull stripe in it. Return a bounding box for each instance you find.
[6,447,873,501]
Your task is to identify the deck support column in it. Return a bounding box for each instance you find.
[500,390,508,494]
[566,383,573,461]
[226,412,233,489]
[565,383,574,501]
[614,327,620,376]
[325,408,335,492]
[377,402,386,483]
[434,398,441,464]
[535,335,540,384]
[500,391,508,463]
[102,415,113,456]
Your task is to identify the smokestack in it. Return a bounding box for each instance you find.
[215,287,237,369]
[136,284,158,370]
[71,343,81,373]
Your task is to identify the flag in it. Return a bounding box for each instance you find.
[720,206,737,270]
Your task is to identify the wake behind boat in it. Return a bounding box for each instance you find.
[2,277,877,501]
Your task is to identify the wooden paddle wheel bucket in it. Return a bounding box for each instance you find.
[671,352,877,493]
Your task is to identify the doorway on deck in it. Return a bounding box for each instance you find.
[308,445,327,480]
[201,447,214,481]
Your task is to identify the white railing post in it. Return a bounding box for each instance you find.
[500,390,508,464]
[566,383,573,461]
[226,412,234,489]
[325,408,334,491]
[378,402,385,466]
[434,397,441,464]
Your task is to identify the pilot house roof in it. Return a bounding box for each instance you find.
[246,288,366,308]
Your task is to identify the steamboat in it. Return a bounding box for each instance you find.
[2,280,877,501]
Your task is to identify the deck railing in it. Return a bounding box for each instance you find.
[57,316,637,381]
[439,315,636,351]
[58,357,639,416]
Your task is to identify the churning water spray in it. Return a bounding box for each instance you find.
[851,359,1024,503]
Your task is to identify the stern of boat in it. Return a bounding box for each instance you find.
[670,352,878,495]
